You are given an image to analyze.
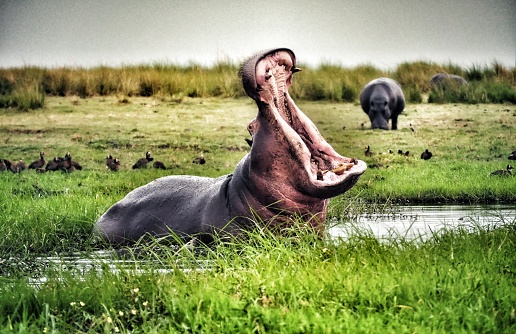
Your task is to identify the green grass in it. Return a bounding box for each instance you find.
[1,221,515,333]
[0,96,515,332]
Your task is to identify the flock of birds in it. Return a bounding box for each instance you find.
[0,151,206,173]
[363,146,515,176]
[0,151,82,173]
[364,146,432,160]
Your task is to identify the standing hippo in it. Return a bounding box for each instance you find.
[94,48,367,245]
[359,78,405,130]
[430,73,467,87]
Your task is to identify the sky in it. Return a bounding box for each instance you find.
[0,0,515,70]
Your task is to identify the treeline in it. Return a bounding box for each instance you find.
[0,60,515,111]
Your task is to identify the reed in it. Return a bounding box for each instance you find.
[1,60,514,109]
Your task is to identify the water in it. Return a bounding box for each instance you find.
[328,204,515,242]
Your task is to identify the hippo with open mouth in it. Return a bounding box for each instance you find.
[94,48,367,245]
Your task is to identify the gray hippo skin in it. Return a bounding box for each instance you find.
[359,77,405,130]
[430,73,467,87]
[94,48,367,245]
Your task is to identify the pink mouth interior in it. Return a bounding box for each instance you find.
[253,50,366,187]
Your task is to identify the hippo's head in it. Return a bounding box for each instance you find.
[239,48,366,206]
[368,92,392,130]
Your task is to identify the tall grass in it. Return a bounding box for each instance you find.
[1,60,514,110]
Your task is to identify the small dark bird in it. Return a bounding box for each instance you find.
[397,149,404,155]
[105,154,114,167]
[245,138,253,147]
[153,161,166,170]
[9,159,26,173]
[132,151,153,169]
[364,146,373,157]
[64,152,82,170]
[410,123,415,132]
[404,151,410,157]
[361,123,365,129]
[421,149,432,160]
[46,157,63,171]
[193,154,206,164]
[59,153,73,171]
[491,164,514,176]
[508,151,516,160]
[108,158,121,171]
[29,151,46,169]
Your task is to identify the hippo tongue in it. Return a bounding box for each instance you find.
[242,48,366,199]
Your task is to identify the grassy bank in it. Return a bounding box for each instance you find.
[1,221,515,333]
[0,96,515,332]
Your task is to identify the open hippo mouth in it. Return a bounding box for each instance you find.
[241,48,367,199]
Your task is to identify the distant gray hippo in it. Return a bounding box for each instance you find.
[430,73,467,87]
[94,48,367,245]
[359,78,405,130]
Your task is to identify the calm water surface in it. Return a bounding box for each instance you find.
[329,204,515,242]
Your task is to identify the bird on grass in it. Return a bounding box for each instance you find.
[108,158,121,171]
[46,157,63,171]
[153,160,166,170]
[105,154,114,167]
[29,151,45,169]
[193,154,206,164]
[508,151,516,160]
[421,149,432,160]
[364,146,373,157]
[6,159,26,173]
[132,151,154,169]
[490,165,513,176]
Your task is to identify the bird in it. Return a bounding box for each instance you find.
[64,152,83,170]
[29,151,46,169]
[108,158,121,171]
[410,123,415,132]
[132,151,153,169]
[421,149,432,160]
[60,152,82,171]
[11,159,26,173]
[364,146,373,157]
[509,151,516,160]
[105,154,114,167]
[404,151,410,157]
[46,157,63,171]
[397,149,404,155]
[193,154,206,164]
[490,165,513,176]
[153,160,166,170]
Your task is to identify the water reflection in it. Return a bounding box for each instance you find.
[329,204,515,242]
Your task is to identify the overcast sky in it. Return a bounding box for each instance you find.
[1,0,515,69]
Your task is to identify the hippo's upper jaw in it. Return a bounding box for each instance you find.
[240,48,366,201]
